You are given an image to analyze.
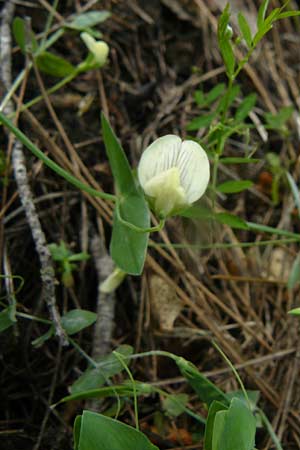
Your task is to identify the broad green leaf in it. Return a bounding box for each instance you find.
[179,205,214,220]
[61,309,97,335]
[238,13,252,47]
[215,213,249,230]
[217,180,253,193]
[0,307,15,333]
[175,357,229,407]
[187,113,216,131]
[36,51,76,77]
[235,93,257,122]
[162,394,189,417]
[67,11,111,30]
[77,411,159,450]
[74,415,82,450]
[71,345,133,394]
[110,195,149,275]
[212,398,256,450]
[12,17,38,54]
[226,390,260,410]
[219,157,259,164]
[101,114,150,274]
[287,254,300,290]
[204,401,228,450]
[257,0,270,28]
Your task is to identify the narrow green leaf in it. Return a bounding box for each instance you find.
[219,39,235,77]
[61,309,97,335]
[235,93,257,122]
[277,11,300,19]
[67,11,111,30]
[187,113,216,131]
[287,254,300,290]
[71,345,133,394]
[205,83,226,105]
[12,17,38,54]
[0,307,15,333]
[257,0,270,28]
[175,357,229,407]
[31,326,55,347]
[36,51,76,77]
[0,111,115,201]
[204,401,228,450]
[288,307,300,316]
[215,213,249,230]
[77,411,159,450]
[217,85,240,114]
[247,222,300,239]
[220,157,259,164]
[286,172,300,216]
[217,180,253,193]
[238,13,252,47]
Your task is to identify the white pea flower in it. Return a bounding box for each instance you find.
[81,32,109,67]
[138,135,210,217]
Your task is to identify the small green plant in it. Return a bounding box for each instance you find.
[49,241,89,288]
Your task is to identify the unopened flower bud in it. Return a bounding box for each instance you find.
[81,32,109,67]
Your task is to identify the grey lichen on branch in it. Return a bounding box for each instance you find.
[0,0,67,345]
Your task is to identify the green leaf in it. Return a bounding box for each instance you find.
[68,252,90,262]
[59,382,154,404]
[36,51,76,77]
[288,307,300,316]
[74,415,82,450]
[277,11,300,19]
[61,309,97,335]
[71,345,133,394]
[204,401,228,450]
[217,180,253,193]
[162,394,189,418]
[264,106,294,129]
[66,11,111,30]
[226,390,260,411]
[257,0,270,28]
[217,85,240,114]
[31,326,55,347]
[217,5,235,77]
[0,307,15,333]
[77,411,159,450]
[212,398,256,450]
[215,213,249,230]
[206,83,226,104]
[175,357,229,408]
[179,205,214,220]
[286,172,300,216]
[235,93,257,122]
[238,13,252,47]
[187,113,216,131]
[287,254,300,290]
[101,114,150,275]
[12,17,38,54]
[219,157,259,164]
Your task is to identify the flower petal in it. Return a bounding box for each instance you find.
[138,135,182,189]
[178,140,210,203]
[144,167,186,216]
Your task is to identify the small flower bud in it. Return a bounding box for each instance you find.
[100,267,126,293]
[81,32,109,67]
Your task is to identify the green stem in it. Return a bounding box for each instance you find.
[116,202,165,233]
[113,351,139,430]
[0,111,116,201]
